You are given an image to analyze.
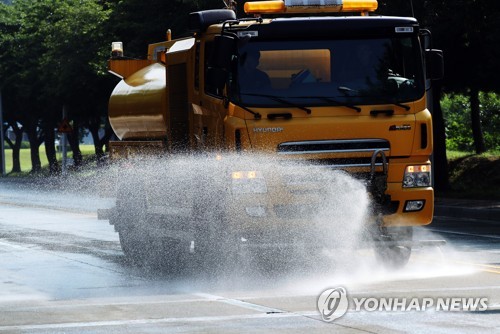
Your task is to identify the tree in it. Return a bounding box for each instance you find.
[425,0,500,154]
[1,85,24,173]
[441,92,500,152]
[1,0,113,173]
[378,0,500,187]
[36,0,111,169]
[4,121,23,173]
[0,2,16,173]
[107,0,222,57]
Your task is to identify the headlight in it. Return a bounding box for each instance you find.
[231,171,268,194]
[402,165,431,188]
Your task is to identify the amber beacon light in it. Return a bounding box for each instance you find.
[111,41,123,58]
[244,0,378,15]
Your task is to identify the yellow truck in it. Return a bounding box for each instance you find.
[101,0,444,270]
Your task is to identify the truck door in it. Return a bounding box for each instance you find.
[168,63,189,150]
[166,41,194,152]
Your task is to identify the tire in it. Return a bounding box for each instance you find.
[192,173,239,276]
[114,180,186,270]
[373,226,413,269]
[118,228,149,265]
[194,215,240,276]
[252,248,295,277]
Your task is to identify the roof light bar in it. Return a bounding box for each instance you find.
[244,0,378,15]
[244,0,285,14]
[341,0,378,12]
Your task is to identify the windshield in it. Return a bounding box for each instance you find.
[232,37,424,107]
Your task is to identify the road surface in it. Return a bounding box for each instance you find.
[0,183,499,333]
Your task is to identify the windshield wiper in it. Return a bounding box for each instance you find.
[338,87,411,111]
[229,97,262,119]
[236,103,262,119]
[241,93,312,115]
[338,86,359,96]
[307,96,361,112]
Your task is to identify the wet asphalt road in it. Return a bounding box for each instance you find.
[0,184,499,333]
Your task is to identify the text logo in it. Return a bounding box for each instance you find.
[352,297,488,312]
[253,127,284,133]
[389,124,412,131]
[317,287,349,322]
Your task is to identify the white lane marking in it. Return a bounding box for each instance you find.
[7,297,234,311]
[0,240,34,251]
[194,292,285,314]
[0,312,319,331]
[352,285,500,295]
[427,228,500,240]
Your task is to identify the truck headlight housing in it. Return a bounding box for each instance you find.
[231,171,268,194]
[402,165,431,188]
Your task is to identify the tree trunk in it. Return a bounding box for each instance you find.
[44,124,60,175]
[26,122,42,173]
[89,120,113,165]
[470,88,486,154]
[88,119,104,161]
[0,125,4,174]
[5,122,23,173]
[68,124,82,168]
[430,81,449,192]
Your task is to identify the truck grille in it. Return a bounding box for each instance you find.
[277,139,390,169]
[274,139,395,219]
[277,139,389,155]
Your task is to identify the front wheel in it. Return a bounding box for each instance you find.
[114,180,187,270]
[119,229,186,271]
[194,219,239,276]
[373,226,413,269]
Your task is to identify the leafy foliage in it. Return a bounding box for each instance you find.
[107,0,222,58]
[0,0,113,172]
[441,93,500,152]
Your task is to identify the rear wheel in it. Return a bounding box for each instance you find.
[373,226,413,269]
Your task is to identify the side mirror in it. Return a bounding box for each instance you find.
[209,34,237,70]
[207,34,237,92]
[206,68,228,92]
[421,30,431,50]
[425,49,444,81]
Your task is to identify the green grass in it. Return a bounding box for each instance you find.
[447,150,500,160]
[3,144,95,174]
[445,151,500,200]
